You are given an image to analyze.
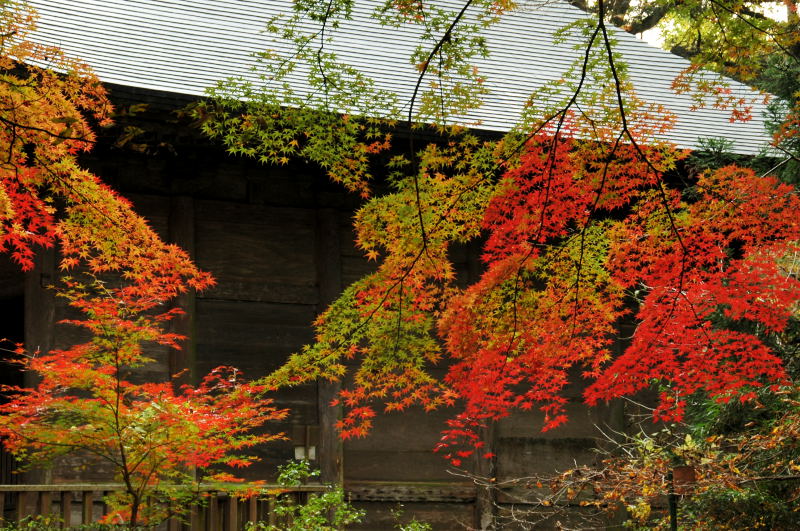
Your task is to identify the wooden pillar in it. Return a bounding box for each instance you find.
[24,247,56,384]
[206,493,218,531]
[189,502,200,530]
[247,495,258,524]
[23,248,56,485]
[81,491,93,524]
[224,495,238,531]
[38,491,51,516]
[473,421,497,530]
[15,491,27,522]
[168,196,196,387]
[314,208,343,485]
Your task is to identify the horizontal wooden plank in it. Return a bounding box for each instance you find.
[244,165,316,208]
[340,256,376,287]
[495,400,617,440]
[343,450,460,482]
[196,300,316,342]
[339,225,362,258]
[200,282,318,305]
[123,193,170,239]
[194,202,317,298]
[0,257,24,298]
[343,404,456,452]
[346,481,476,503]
[195,200,315,226]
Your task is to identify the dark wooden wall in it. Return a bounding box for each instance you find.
[12,85,630,530]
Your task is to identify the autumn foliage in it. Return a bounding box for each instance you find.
[0,279,287,524]
[442,135,799,449]
[193,0,793,463]
[251,104,798,467]
[0,3,286,525]
[3,0,798,526]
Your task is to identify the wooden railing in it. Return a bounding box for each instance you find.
[0,484,328,530]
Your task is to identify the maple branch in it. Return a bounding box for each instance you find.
[308,0,484,368]
[0,420,128,469]
[315,0,338,104]
[425,103,575,243]
[376,20,603,357]
[392,280,405,358]
[3,123,16,164]
[503,130,564,356]
[758,156,793,178]
[570,131,624,341]
[133,454,170,509]
[406,0,475,124]
[406,0,475,260]
[0,114,94,144]
[112,345,137,507]
[501,21,603,359]
[771,142,800,164]
[597,0,711,349]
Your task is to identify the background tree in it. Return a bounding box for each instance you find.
[573,0,800,180]
[0,2,287,526]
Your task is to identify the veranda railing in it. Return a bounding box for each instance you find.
[0,484,328,530]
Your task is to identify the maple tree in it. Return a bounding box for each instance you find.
[0,3,286,526]
[203,0,800,460]
[0,279,287,525]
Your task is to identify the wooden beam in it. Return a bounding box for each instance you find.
[60,491,73,527]
[474,422,497,530]
[266,497,276,527]
[315,208,343,485]
[206,492,218,531]
[168,195,196,388]
[16,491,27,523]
[189,502,200,530]
[38,491,51,516]
[23,248,56,485]
[247,495,258,524]
[345,481,476,503]
[23,247,55,386]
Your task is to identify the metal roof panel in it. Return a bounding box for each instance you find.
[27,0,772,154]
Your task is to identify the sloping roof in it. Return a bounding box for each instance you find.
[28,0,771,154]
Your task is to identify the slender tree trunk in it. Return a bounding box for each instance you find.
[129,492,140,529]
